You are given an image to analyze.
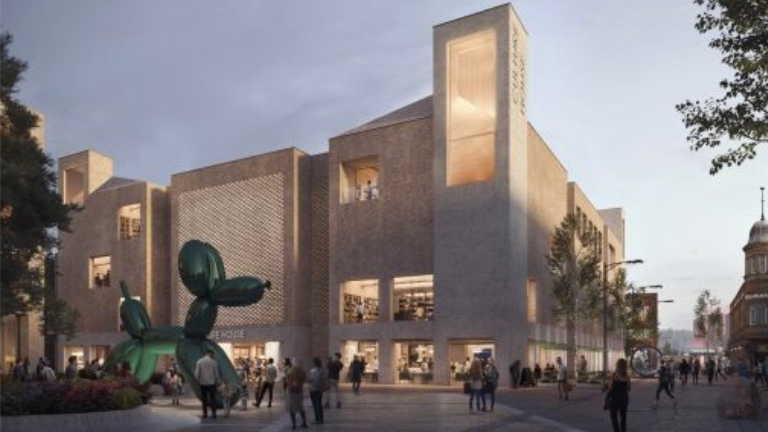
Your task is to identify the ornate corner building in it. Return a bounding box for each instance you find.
[54,4,628,385]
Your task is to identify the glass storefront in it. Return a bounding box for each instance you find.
[341,280,379,324]
[448,341,494,384]
[394,341,434,385]
[341,340,379,383]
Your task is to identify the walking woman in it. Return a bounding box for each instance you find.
[286,358,308,430]
[606,358,631,432]
[467,358,485,412]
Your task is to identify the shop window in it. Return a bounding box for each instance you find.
[448,341,494,384]
[393,275,434,321]
[447,29,496,186]
[341,340,379,383]
[90,256,111,288]
[64,346,85,369]
[118,204,141,240]
[394,341,434,385]
[64,167,85,205]
[89,346,110,365]
[340,156,380,204]
[527,278,537,323]
[341,279,379,324]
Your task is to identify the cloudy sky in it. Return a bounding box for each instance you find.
[3,0,767,331]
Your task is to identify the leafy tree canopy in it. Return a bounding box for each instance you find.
[676,0,768,174]
[1,32,75,317]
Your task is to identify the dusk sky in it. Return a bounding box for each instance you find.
[3,0,767,331]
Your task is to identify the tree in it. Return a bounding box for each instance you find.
[676,0,768,174]
[694,289,724,353]
[1,32,75,318]
[546,214,602,375]
[40,252,79,363]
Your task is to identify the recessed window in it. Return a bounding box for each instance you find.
[749,304,768,326]
[527,278,537,323]
[393,275,434,321]
[341,279,379,324]
[90,255,111,288]
[118,204,141,240]
[447,29,496,186]
[340,156,380,204]
[64,167,85,205]
[395,341,434,385]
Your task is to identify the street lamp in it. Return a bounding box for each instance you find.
[603,259,643,380]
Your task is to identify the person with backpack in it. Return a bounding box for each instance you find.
[653,360,676,408]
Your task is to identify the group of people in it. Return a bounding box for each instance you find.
[465,357,500,412]
[195,350,367,430]
[10,355,109,383]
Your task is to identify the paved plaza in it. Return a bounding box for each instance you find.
[131,378,766,432]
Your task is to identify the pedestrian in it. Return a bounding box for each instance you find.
[355,301,365,323]
[282,357,293,394]
[706,357,715,385]
[220,380,232,417]
[678,358,690,386]
[606,358,631,432]
[578,355,587,380]
[509,359,521,388]
[692,358,701,385]
[195,349,222,419]
[484,358,499,411]
[534,363,542,385]
[715,357,728,381]
[286,358,308,430]
[40,360,56,382]
[653,361,676,408]
[308,357,325,424]
[350,355,364,395]
[12,359,27,382]
[556,357,569,401]
[324,352,344,408]
[468,358,485,412]
[64,355,78,380]
[254,357,278,408]
[171,370,183,405]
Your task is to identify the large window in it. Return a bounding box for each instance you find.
[90,255,111,288]
[339,156,380,204]
[527,278,537,323]
[341,279,379,324]
[342,340,379,382]
[448,341,495,384]
[393,275,434,321]
[118,204,141,240]
[447,30,496,186]
[749,304,768,326]
[394,341,434,385]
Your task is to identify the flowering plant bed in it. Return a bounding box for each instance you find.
[0,376,151,416]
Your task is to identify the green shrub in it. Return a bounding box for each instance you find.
[113,388,142,410]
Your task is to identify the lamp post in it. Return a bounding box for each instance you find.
[603,259,643,380]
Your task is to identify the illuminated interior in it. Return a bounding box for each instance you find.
[64,167,85,205]
[393,275,434,321]
[90,255,111,288]
[527,278,537,323]
[340,156,380,204]
[447,30,496,186]
[394,341,434,385]
[118,204,141,240]
[341,279,379,324]
[448,342,495,384]
[342,340,379,381]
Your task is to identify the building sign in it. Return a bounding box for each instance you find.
[209,329,246,340]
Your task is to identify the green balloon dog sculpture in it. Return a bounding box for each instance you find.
[104,240,271,407]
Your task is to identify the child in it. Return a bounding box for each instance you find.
[219,381,231,417]
[171,371,183,405]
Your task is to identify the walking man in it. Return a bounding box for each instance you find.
[254,357,278,408]
[195,349,222,419]
[653,361,676,408]
[324,352,344,408]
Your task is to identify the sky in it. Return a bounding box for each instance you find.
[2,0,767,331]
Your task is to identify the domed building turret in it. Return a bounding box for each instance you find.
[728,187,768,368]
